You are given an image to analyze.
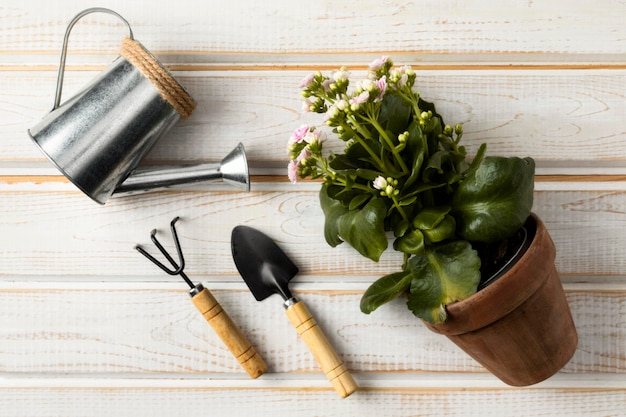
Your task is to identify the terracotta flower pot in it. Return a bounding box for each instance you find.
[425,213,578,386]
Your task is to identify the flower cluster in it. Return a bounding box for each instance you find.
[286,57,535,324]
[288,58,421,185]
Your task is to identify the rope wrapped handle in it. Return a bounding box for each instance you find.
[120,37,196,119]
[54,8,196,119]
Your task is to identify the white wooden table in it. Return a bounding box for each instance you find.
[1,1,625,415]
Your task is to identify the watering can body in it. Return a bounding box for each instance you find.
[28,8,249,204]
[29,55,182,204]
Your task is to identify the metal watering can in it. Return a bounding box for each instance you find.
[28,8,249,204]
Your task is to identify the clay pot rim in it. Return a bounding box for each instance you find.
[427,212,557,335]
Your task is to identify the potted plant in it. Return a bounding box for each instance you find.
[287,57,578,386]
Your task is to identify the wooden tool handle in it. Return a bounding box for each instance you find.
[285,300,358,398]
[191,287,267,379]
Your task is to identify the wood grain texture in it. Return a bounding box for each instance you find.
[0,383,625,417]
[189,286,267,378]
[0,187,624,277]
[2,0,626,415]
[1,0,626,58]
[3,70,626,164]
[285,300,358,397]
[0,286,624,375]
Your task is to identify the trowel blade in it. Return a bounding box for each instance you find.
[231,225,299,302]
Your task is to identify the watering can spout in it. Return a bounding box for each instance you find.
[114,142,250,196]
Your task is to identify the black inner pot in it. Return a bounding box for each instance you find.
[474,216,536,291]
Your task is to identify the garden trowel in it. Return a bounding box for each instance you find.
[231,225,358,398]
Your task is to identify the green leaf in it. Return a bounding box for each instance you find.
[393,229,426,255]
[337,197,388,261]
[319,185,347,247]
[463,143,487,179]
[329,154,358,170]
[355,169,380,181]
[348,193,371,210]
[422,150,451,182]
[392,219,410,238]
[360,271,413,314]
[325,183,362,207]
[379,94,412,136]
[320,184,388,261]
[406,240,481,324]
[452,156,535,243]
[401,181,447,200]
[412,206,451,230]
[418,97,445,128]
[405,150,424,190]
[422,215,456,243]
[398,196,418,207]
[404,121,426,189]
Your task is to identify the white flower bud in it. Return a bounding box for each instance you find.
[361,79,374,92]
[372,176,387,190]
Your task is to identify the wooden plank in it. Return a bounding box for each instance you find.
[0,187,624,277]
[0,380,625,417]
[1,1,626,59]
[3,69,626,164]
[0,285,623,375]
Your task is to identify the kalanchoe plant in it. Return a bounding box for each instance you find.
[288,57,535,324]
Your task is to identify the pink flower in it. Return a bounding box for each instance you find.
[322,79,334,92]
[288,160,299,183]
[301,98,313,113]
[373,75,387,102]
[350,91,370,105]
[296,147,311,163]
[290,125,310,143]
[304,129,324,144]
[299,73,315,88]
[369,56,389,71]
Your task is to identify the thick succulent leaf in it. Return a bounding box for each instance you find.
[399,196,418,207]
[412,206,451,229]
[329,154,359,170]
[325,183,362,207]
[452,156,535,243]
[337,197,388,261]
[360,271,413,314]
[348,193,372,210]
[379,94,412,136]
[392,218,410,238]
[422,150,450,180]
[462,143,487,178]
[404,121,426,189]
[393,229,426,255]
[355,168,381,180]
[319,185,347,247]
[320,185,389,261]
[422,215,456,243]
[406,240,481,324]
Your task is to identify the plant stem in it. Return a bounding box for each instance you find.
[390,194,409,223]
[342,119,387,171]
[316,157,371,192]
[367,116,410,175]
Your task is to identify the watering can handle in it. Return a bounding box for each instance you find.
[53,8,134,110]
